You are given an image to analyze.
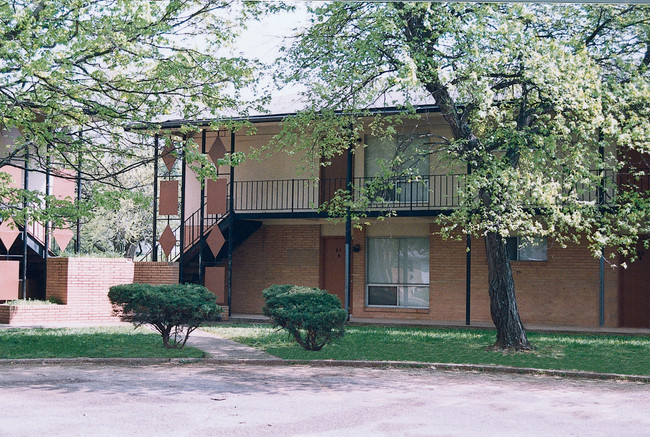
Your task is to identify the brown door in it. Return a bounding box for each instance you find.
[320,237,346,308]
[320,150,352,205]
[619,242,650,327]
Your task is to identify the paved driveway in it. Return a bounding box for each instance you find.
[1,363,648,437]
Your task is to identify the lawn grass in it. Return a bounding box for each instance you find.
[203,324,650,376]
[0,326,206,359]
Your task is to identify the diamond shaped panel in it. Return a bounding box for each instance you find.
[208,136,227,164]
[206,227,225,257]
[161,144,177,172]
[159,225,177,257]
[0,219,20,250]
[53,228,74,252]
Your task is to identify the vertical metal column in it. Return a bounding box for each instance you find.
[44,145,51,290]
[21,148,29,299]
[344,146,353,318]
[465,163,472,325]
[152,134,159,262]
[179,135,187,283]
[227,131,235,316]
[598,134,605,205]
[198,130,206,285]
[75,139,82,254]
[598,132,605,326]
[466,234,471,326]
[599,251,605,327]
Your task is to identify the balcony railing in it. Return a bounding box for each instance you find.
[230,171,649,214]
[231,174,466,213]
[144,170,648,262]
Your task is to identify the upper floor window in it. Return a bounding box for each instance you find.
[506,237,548,261]
[364,134,430,204]
[364,133,429,177]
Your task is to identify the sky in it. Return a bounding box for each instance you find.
[230,5,311,114]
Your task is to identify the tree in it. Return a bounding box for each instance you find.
[0,0,269,225]
[277,3,650,349]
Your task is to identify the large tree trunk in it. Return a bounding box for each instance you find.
[484,231,532,350]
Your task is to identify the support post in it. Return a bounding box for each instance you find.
[179,135,187,283]
[21,148,29,300]
[198,130,206,285]
[75,136,82,254]
[599,251,605,327]
[44,145,51,290]
[152,134,159,262]
[227,131,235,316]
[466,233,471,326]
[598,134,605,205]
[465,162,472,325]
[344,146,353,318]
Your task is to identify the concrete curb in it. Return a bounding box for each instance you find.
[0,357,647,383]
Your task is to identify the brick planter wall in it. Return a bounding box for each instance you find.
[0,259,189,325]
[133,262,179,284]
[1,257,133,324]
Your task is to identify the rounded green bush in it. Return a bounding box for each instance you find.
[108,283,222,348]
[262,284,347,351]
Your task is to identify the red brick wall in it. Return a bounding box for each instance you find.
[231,224,320,314]
[46,257,134,322]
[222,218,623,328]
[133,262,179,285]
[349,223,620,328]
[1,259,183,324]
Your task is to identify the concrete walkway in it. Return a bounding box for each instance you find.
[185,329,280,360]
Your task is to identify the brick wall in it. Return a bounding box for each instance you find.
[231,224,320,314]
[134,262,179,285]
[220,217,623,328]
[348,223,620,328]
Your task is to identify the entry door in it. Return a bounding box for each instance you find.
[321,237,346,308]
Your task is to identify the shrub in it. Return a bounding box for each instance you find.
[262,284,347,351]
[108,283,222,349]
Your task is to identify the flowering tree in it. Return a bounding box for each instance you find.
[278,3,650,349]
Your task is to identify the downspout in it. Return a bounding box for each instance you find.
[152,134,159,262]
[179,135,187,283]
[227,131,235,317]
[344,146,353,319]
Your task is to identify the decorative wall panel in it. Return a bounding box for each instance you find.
[206,179,228,215]
[159,180,179,215]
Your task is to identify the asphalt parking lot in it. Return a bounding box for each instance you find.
[1,362,648,437]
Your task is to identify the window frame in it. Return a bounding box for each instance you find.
[506,236,548,262]
[365,237,430,309]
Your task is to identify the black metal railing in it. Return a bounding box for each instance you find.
[231,174,466,213]
[142,169,648,262]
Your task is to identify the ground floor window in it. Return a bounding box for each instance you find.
[366,237,429,308]
[506,237,548,261]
